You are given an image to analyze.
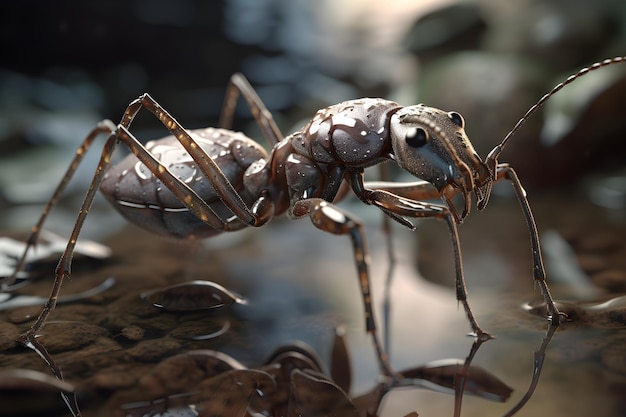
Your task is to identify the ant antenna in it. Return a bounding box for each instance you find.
[488,56,626,162]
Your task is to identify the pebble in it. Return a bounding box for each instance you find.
[37,321,109,353]
[120,325,145,341]
[124,338,182,362]
[167,318,229,340]
[6,306,43,324]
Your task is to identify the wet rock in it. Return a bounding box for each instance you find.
[6,306,42,324]
[107,349,246,410]
[483,0,620,70]
[37,321,109,353]
[46,304,105,325]
[87,363,152,391]
[0,321,19,351]
[167,318,230,340]
[134,314,181,337]
[192,369,277,416]
[404,2,488,64]
[417,52,547,158]
[120,325,145,341]
[124,338,182,362]
[534,69,626,185]
[140,350,244,398]
[101,293,165,329]
[55,337,124,376]
[107,293,162,319]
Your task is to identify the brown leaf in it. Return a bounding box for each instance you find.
[140,280,245,311]
[400,359,513,402]
[193,369,276,417]
[288,369,358,417]
[330,326,352,394]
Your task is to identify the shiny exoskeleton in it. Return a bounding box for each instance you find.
[7,57,626,382]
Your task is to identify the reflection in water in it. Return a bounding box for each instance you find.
[0,195,624,416]
[500,323,558,417]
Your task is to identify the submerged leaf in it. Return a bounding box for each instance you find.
[0,369,75,392]
[141,280,245,311]
[330,326,352,394]
[193,369,276,417]
[116,349,247,412]
[0,369,77,416]
[288,369,358,417]
[400,359,513,402]
[523,295,626,328]
[265,341,325,372]
[351,383,387,417]
[255,343,327,415]
[0,277,116,311]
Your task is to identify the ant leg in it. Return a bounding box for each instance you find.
[19,133,121,342]
[351,172,492,340]
[3,120,117,289]
[16,108,146,367]
[22,123,258,341]
[494,164,562,323]
[375,163,399,355]
[219,73,284,146]
[22,103,261,340]
[363,179,441,202]
[291,197,397,378]
[113,126,246,231]
[121,93,276,227]
[502,321,558,417]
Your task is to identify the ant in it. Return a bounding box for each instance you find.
[4,56,625,380]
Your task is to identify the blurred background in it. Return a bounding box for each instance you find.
[1,0,626,416]
[1,0,626,232]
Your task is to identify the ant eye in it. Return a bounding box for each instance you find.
[405,127,429,148]
[448,111,464,128]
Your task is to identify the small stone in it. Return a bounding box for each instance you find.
[121,325,144,341]
[167,318,229,340]
[124,338,182,362]
[37,322,109,353]
[6,306,42,324]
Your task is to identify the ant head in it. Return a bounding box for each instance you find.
[390,105,482,193]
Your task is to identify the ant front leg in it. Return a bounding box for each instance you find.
[493,164,562,324]
[290,197,396,379]
[351,172,493,341]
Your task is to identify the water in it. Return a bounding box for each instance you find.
[0,193,624,416]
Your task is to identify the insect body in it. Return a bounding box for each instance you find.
[6,57,625,381]
[100,128,269,238]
